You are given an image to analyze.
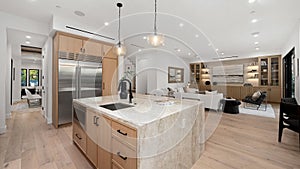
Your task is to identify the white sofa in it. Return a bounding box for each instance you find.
[173,88,223,110]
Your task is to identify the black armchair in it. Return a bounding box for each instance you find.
[242,91,267,111]
[278,98,300,149]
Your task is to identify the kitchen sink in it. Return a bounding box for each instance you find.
[99,102,134,111]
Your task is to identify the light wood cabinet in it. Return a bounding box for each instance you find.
[259,55,281,86]
[73,122,87,153]
[240,86,254,98]
[102,49,118,96]
[227,86,241,99]
[52,32,115,128]
[83,40,103,56]
[59,35,83,54]
[86,111,99,167]
[98,115,112,169]
[86,110,112,169]
[111,119,137,169]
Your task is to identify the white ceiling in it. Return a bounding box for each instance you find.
[1,0,300,61]
[7,29,47,63]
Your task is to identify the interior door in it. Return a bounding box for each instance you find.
[283,48,295,98]
[79,61,102,98]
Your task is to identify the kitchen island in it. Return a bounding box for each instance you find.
[72,94,205,169]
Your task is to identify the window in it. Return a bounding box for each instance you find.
[29,69,39,86]
[21,69,27,86]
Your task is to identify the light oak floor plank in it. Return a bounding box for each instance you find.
[1,102,299,169]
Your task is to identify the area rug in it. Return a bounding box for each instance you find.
[239,104,276,118]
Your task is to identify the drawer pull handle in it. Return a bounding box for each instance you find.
[95,117,99,126]
[117,130,127,136]
[75,134,82,140]
[117,152,127,160]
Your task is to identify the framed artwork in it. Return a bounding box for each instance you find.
[168,67,184,83]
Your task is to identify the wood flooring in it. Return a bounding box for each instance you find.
[1,103,299,169]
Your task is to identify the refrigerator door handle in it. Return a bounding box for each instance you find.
[77,66,81,98]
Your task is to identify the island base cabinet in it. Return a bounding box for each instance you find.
[86,136,98,168]
[98,146,111,169]
[111,137,137,169]
[73,122,86,153]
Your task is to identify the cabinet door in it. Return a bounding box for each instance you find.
[269,87,281,103]
[270,57,280,86]
[83,40,102,57]
[240,86,254,98]
[102,44,113,57]
[226,86,241,99]
[98,116,112,169]
[59,35,82,53]
[102,57,118,96]
[86,110,99,167]
[259,58,269,86]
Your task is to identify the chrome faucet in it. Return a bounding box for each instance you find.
[118,79,133,103]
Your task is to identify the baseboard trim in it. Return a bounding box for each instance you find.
[0,125,7,134]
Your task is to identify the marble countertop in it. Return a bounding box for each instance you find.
[73,94,203,127]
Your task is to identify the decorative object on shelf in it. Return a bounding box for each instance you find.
[113,2,126,56]
[205,81,211,86]
[147,0,164,47]
[168,66,184,83]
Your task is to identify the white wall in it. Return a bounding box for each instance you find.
[42,37,53,124]
[282,21,300,101]
[0,11,50,134]
[136,51,190,94]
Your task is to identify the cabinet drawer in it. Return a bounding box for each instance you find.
[112,120,137,147]
[73,122,87,153]
[112,138,137,169]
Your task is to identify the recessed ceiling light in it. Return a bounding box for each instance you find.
[221,52,225,55]
[104,22,109,26]
[215,48,219,52]
[248,0,256,4]
[74,10,85,17]
[254,42,259,45]
[25,41,30,44]
[176,48,181,52]
[138,49,142,52]
[188,52,191,56]
[143,36,147,40]
[195,34,199,38]
[179,23,184,27]
[26,35,31,39]
[255,47,260,50]
[251,32,260,37]
[251,19,258,23]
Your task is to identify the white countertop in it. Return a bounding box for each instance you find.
[73,94,203,127]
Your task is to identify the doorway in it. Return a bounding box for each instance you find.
[283,48,295,98]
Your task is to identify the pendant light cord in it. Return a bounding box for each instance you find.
[118,5,121,46]
[154,0,157,35]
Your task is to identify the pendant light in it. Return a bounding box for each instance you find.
[147,0,164,47]
[113,2,126,56]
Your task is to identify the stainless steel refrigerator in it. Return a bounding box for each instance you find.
[58,57,102,125]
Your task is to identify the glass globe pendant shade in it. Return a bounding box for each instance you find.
[113,43,126,56]
[147,34,164,47]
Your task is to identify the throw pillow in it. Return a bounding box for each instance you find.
[205,90,217,94]
[177,87,184,93]
[252,91,261,101]
[186,88,198,93]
